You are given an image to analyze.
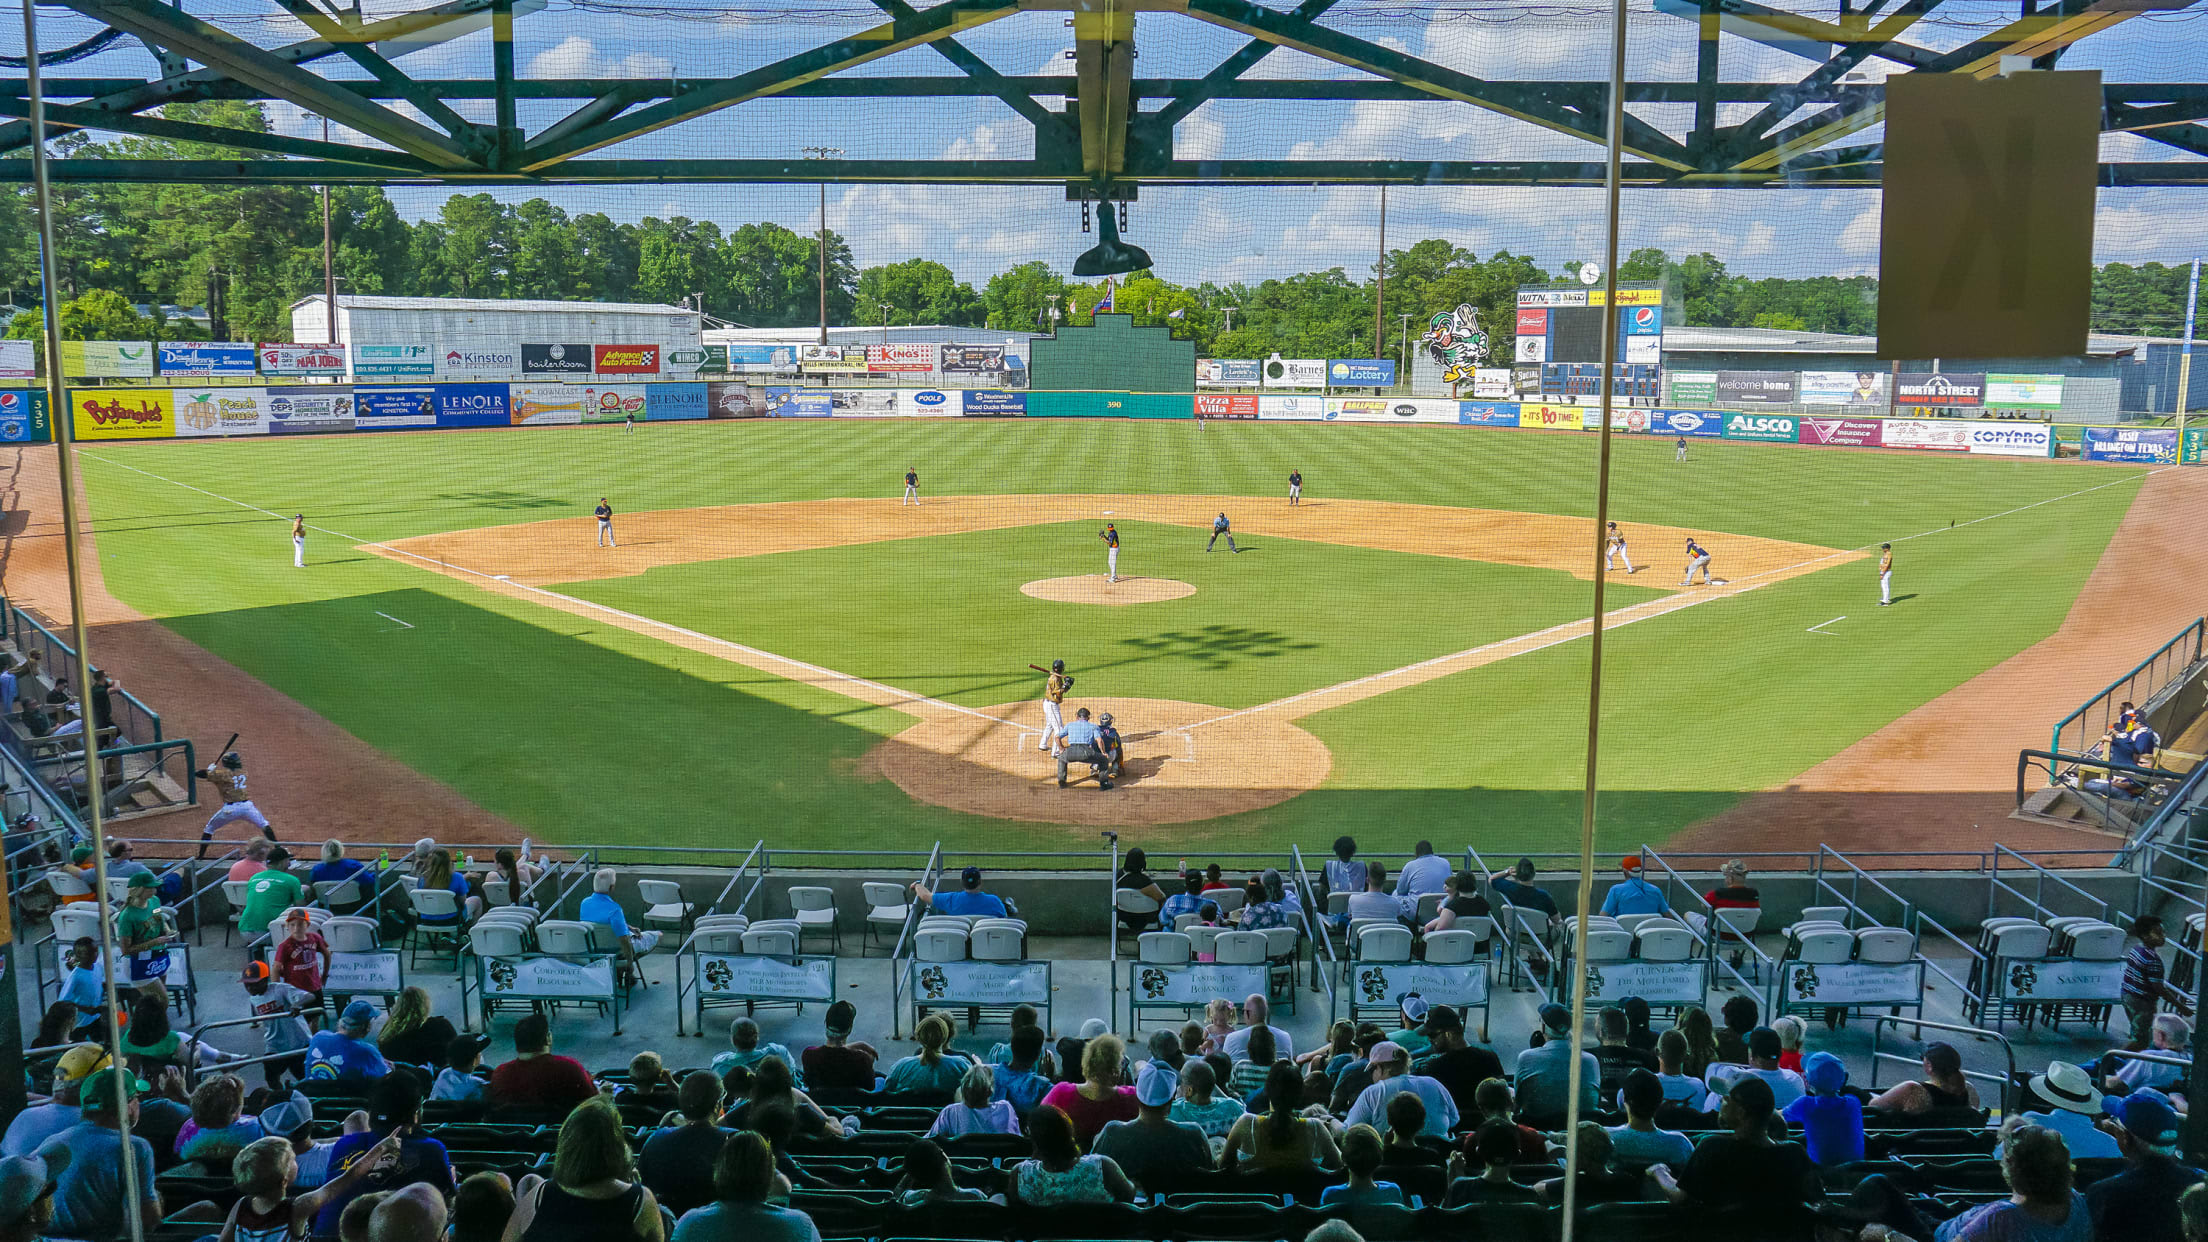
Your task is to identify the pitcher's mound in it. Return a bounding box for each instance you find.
[861,697,1329,826]
[1021,576,1194,605]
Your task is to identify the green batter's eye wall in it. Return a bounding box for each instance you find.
[1029,313,1196,397]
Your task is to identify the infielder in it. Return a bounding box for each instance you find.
[1099,523,1120,582]
[1288,470,1303,506]
[1206,512,1239,553]
[903,468,919,506]
[594,497,616,548]
[291,514,305,568]
[1681,536,1714,587]
[195,750,274,859]
[1038,660,1071,757]
[1604,521,1636,574]
[1878,542,1893,605]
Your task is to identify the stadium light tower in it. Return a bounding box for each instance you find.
[802,146,842,346]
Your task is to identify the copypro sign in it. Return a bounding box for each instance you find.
[156,342,256,377]
[593,344,661,376]
[1880,418,1972,452]
[1327,359,1397,387]
[259,344,347,376]
[521,343,593,375]
[1722,413,1799,442]
[1967,423,2053,457]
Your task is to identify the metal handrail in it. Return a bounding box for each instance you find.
[888,842,944,1039]
[1289,844,1336,1012]
[1867,1014,2017,1115]
[1912,910,1987,1014]
[1643,849,1775,1003]
[25,736,199,819]
[1106,836,1121,1030]
[703,841,765,916]
[2051,615,2205,758]
[1,599,165,746]
[1814,845,1914,932]
[1989,843,2114,927]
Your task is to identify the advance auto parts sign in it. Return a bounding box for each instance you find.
[1722,413,1799,442]
[593,344,661,376]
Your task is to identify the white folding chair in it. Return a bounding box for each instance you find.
[403,886,465,970]
[1790,927,1855,965]
[1636,926,1694,962]
[1214,930,1270,965]
[1188,925,1224,959]
[1614,913,1662,936]
[468,920,527,959]
[971,922,1023,962]
[684,927,746,955]
[914,927,966,962]
[51,902,106,947]
[1422,929,1480,965]
[1412,892,1445,925]
[481,877,511,909]
[313,879,364,910]
[786,887,839,954]
[1261,924,1302,1003]
[1172,912,1203,932]
[1114,887,1161,952]
[639,880,695,938]
[863,882,909,955]
[323,916,381,954]
[1139,932,1192,965]
[1787,906,1852,936]
[1353,925,1412,963]
[2063,923,2125,960]
[741,925,800,956]
[219,879,252,946]
[1209,888,1247,917]
[1581,929,1635,964]
[534,920,597,958]
[1854,928,1916,964]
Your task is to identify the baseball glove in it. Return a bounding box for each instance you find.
[1062,676,1077,693]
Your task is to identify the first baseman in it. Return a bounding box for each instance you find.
[1099,522,1120,582]
[1681,536,1713,586]
[291,514,306,568]
[1206,512,1239,553]
[903,467,919,505]
[195,749,274,859]
[1604,521,1636,574]
[1878,543,1893,605]
[1039,659,1070,757]
[1288,470,1303,506]
[595,497,616,547]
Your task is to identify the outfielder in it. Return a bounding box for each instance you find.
[903,468,919,506]
[1604,521,1636,574]
[195,750,274,859]
[1288,470,1303,506]
[1675,436,1689,462]
[594,497,616,547]
[1681,536,1713,587]
[1206,512,1239,553]
[291,514,306,568]
[1099,523,1120,583]
[1038,660,1071,757]
[1878,543,1893,605]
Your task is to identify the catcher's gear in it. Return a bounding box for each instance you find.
[1050,659,1064,672]
[1099,713,1114,727]
[219,751,243,770]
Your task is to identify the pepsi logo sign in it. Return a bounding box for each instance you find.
[1632,307,1656,329]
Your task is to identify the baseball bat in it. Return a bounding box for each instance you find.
[222,731,239,754]
[1028,664,1051,674]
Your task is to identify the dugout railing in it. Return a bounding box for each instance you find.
[2050,616,2206,766]
[1867,1015,2018,1116]
[0,597,166,747]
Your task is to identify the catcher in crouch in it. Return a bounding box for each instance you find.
[195,749,276,859]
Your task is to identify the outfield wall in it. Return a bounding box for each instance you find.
[30,382,2207,465]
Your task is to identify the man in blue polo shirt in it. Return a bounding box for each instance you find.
[1600,857,1670,918]
[912,867,1009,919]
[1055,707,1111,790]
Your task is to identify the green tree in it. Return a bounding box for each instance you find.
[436,194,515,298]
[855,258,982,327]
[722,222,850,326]
[983,260,1069,332]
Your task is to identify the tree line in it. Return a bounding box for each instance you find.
[2,102,2195,353]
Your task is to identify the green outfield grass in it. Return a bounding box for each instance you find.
[72,420,2145,858]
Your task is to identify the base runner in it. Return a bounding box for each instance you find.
[196,750,275,859]
[1605,522,1635,574]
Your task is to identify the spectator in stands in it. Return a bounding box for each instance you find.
[1930,1123,2086,1242]
[1264,868,1302,921]
[174,1074,262,1164]
[1235,874,1290,931]
[1346,1042,1459,1138]
[1396,840,1450,905]
[307,1001,391,1083]
[1672,1009,1721,1082]
[1867,1041,1979,1116]
[1608,1070,1694,1168]
[731,1058,844,1141]
[1707,1028,1805,1112]
[892,1139,993,1207]
[2119,918,2191,1054]
[490,847,540,900]
[712,1018,800,1088]
[1008,1104,1135,1206]
[2087,1089,2200,1242]
[433,1035,490,1104]
[2110,1013,2193,1098]
[1715,996,1758,1065]
[1093,1062,1211,1190]
[884,1014,971,1096]
[1227,1026,1280,1101]
[505,1099,664,1242]
[119,992,237,1074]
[310,840,371,909]
[409,849,475,927]
[375,987,458,1071]
[1648,1077,1818,1224]
[1222,1063,1339,1175]
[221,1131,402,1242]
[450,1172,516,1242]
[988,1006,1058,1078]
[1378,1094,1443,1173]
[3,1046,96,1157]
[1781,1053,1864,1167]
[800,1001,877,1092]
[1347,862,1402,926]
[239,847,306,939]
[1515,1004,1599,1127]
[337,1192,384,1242]
[310,1074,454,1239]
[1535,1123,1649,1206]
[1114,849,1168,933]
[670,1131,813,1242]
[1683,860,1760,943]
[1158,872,1207,931]
[273,908,331,1000]
[928,1065,1021,1138]
[1599,857,1669,918]
[227,838,273,884]
[1055,1018,1117,1086]
[1221,994,1294,1061]
[1297,1022,1356,1075]
[368,1183,447,1242]
[105,840,152,884]
[1421,871,1490,942]
[1040,1033,1137,1148]
[1384,996,1432,1056]
[1593,1006,1658,1099]
[36,1066,161,1242]
[1200,1001,1236,1053]
[55,940,107,1042]
[1411,1005,1500,1120]
[1168,1059,1244,1148]
[0,1144,76,1242]
[1196,864,1232,894]
[1771,1015,1807,1072]
[1323,837,1363,907]
[639,1071,737,1216]
[991,1024,1054,1115]
[488,1014,598,1116]
[2013,1061,2118,1158]
[1444,1120,1540,1207]
[241,963,314,1088]
[910,866,1008,919]
[577,869,654,960]
[1143,1029,1186,1074]
[1321,1126,1406,1210]
[1472,1078,1551,1162]
[617,1053,680,1115]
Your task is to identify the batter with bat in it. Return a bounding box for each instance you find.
[1031,660,1072,758]
[195,733,275,859]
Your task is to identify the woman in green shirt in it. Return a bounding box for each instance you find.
[116,873,173,983]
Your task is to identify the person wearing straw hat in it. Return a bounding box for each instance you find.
[36,1066,162,1242]
[2012,1062,2118,1159]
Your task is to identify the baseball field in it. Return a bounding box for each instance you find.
[45,417,2163,863]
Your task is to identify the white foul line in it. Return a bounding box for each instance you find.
[1805,616,1846,635]
[375,611,416,630]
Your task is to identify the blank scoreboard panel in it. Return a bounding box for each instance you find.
[1547,306,1608,364]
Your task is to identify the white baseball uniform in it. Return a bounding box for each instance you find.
[205,799,270,834]
[1040,700,1065,755]
[1107,547,1119,582]
[1606,533,1634,574]
[293,535,305,567]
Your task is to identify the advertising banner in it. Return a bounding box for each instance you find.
[1517,289,1587,307]
[156,342,256,377]
[913,960,1050,1007]
[705,381,769,419]
[665,346,720,375]
[1197,359,1261,387]
[1350,962,1490,1009]
[1797,371,1887,406]
[0,341,33,379]
[1470,369,1515,399]
[962,390,1026,417]
[2186,427,2204,465]
[594,344,662,376]
[699,955,834,1002]
[1895,371,1985,407]
[866,344,934,373]
[1262,358,1326,388]
[258,343,347,377]
[60,341,154,378]
[1779,961,1923,1007]
[576,384,648,423]
[1985,374,2065,409]
[521,343,593,376]
[1667,371,1718,404]
[433,382,511,428]
[1325,397,1457,423]
[1195,394,1259,419]
[2083,426,2180,463]
[510,384,586,426]
[763,387,832,417]
[825,389,899,416]
[356,344,434,379]
[1623,304,1663,335]
[1589,288,1663,306]
[939,344,1009,378]
[898,388,962,417]
[354,386,438,429]
[645,382,707,421]
[1518,402,1585,431]
[1797,416,1885,447]
[1515,308,1548,335]
[1514,337,1547,364]
[440,345,520,377]
[1624,336,1661,366]
[0,390,49,443]
[175,387,270,437]
[801,345,865,373]
[1130,963,1267,1007]
[1881,418,1972,452]
[482,955,616,999]
[1966,424,2053,457]
[1584,960,1707,1005]
[1649,409,1725,437]
[1256,395,1325,420]
[1716,370,1798,404]
[1721,412,1799,442]
[325,951,403,995]
[73,388,174,440]
[1327,359,1397,387]
[2002,958,2124,1002]
[1456,401,1521,427]
[267,386,353,434]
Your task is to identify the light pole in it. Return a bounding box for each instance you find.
[878,301,892,346]
[322,116,336,344]
[1373,184,1387,358]
[802,146,842,346]
[1221,306,1238,334]
[1397,311,1414,381]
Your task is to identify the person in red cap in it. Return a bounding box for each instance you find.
[273,908,331,1001]
[1599,857,1670,918]
[241,961,317,1087]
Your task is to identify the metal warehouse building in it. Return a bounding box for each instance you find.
[291,295,703,381]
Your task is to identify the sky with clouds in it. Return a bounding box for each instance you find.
[14,0,2206,289]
